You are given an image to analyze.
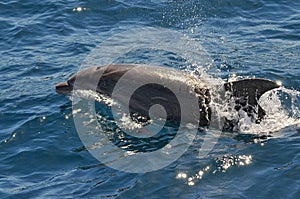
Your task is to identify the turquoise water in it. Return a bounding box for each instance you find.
[1,0,300,198]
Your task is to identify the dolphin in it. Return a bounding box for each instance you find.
[56,64,280,129]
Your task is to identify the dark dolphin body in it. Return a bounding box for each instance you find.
[56,64,280,129]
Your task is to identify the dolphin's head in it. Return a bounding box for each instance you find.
[56,64,135,95]
[55,66,106,95]
[55,75,76,95]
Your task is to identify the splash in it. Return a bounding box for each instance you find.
[196,69,300,134]
[240,87,300,134]
[72,90,116,107]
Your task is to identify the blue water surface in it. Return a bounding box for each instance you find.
[0,0,300,198]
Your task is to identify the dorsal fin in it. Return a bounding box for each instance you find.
[224,78,280,106]
[224,78,280,120]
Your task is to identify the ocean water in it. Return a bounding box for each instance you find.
[1,0,300,198]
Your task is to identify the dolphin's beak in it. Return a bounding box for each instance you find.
[56,81,73,94]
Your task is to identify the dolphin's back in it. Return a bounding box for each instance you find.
[96,64,211,125]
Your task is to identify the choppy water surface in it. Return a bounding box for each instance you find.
[0,0,300,198]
